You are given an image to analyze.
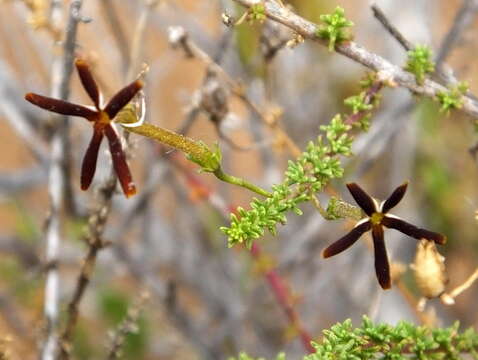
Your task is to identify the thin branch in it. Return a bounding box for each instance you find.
[41,1,84,359]
[250,243,314,353]
[126,0,160,82]
[106,292,149,360]
[100,0,131,75]
[231,0,478,118]
[58,176,117,360]
[445,267,478,300]
[435,0,478,69]
[0,167,47,195]
[371,4,412,51]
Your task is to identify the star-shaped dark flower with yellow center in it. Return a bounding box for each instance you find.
[25,59,143,197]
[322,182,447,289]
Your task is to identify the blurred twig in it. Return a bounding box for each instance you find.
[168,25,300,156]
[58,175,117,360]
[371,4,412,51]
[106,292,150,360]
[435,0,478,70]
[126,0,160,82]
[41,1,84,359]
[100,0,131,75]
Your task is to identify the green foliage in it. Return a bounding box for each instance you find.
[233,317,478,359]
[344,92,373,115]
[306,316,478,360]
[248,3,266,23]
[404,45,435,85]
[435,82,469,114]
[316,6,354,51]
[221,114,353,248]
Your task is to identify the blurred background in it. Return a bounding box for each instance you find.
[1,0,477,359]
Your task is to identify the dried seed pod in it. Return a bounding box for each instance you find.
[411,239,448,299]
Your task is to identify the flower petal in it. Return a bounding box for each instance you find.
[75,58,101,109]
[104,124,136,197]
[104,80,143,120]
[81,128,104,191]
[346,183,376,216]
[382,216,447,244]
[322,220,371,258]
[372,225,391,290]
[381,181,408,213]
[25,93,97,119]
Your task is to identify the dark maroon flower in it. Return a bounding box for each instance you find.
[25,59,143,198]
[322,182,447,289]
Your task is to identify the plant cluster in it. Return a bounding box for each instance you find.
[247,2,266,23]
[221,114,354,248]
[436,81,469,114]
[220,74,382,249]
[404,45,435,85]
[316,6,354,51]
[231,317,478,360]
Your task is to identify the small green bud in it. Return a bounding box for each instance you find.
[404,45,435,85]
[248,3,266,23]
[436,81,469,114]
[316,6,354,51]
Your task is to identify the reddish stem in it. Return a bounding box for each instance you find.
[250,242,315,354]
[344,81,383,125]
[172,156,315,353]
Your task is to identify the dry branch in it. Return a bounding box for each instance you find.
[231,0,478,117]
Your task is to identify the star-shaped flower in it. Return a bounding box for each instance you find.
[322,182,447,289]
[25,59,143,197]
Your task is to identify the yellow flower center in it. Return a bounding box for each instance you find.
[98,111,111,125]
[370,212,384,225]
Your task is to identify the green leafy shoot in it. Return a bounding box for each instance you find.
[231,317,478,360]
[316,6,354,51]
[221,114,353,248]
[248,2,266,23]
[436,81,469,114]
[306,316,478,360]
[404,45,435,85]
[345,92,373,115]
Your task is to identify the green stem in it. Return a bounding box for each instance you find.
[214,167,272,198]
[124,123,211,162]
[122,122,271,198]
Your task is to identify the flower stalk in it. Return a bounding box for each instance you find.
[122,122,271,198]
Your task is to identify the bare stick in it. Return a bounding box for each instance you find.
[126,0,160,82]
[435,0,478,69]
[231,0,478,118]
[371,4,412,51]
[58,175,117,360]
[100,0,131,75]
[106,292,149,360]
[41,1,84,359]
[447,267,478,299]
